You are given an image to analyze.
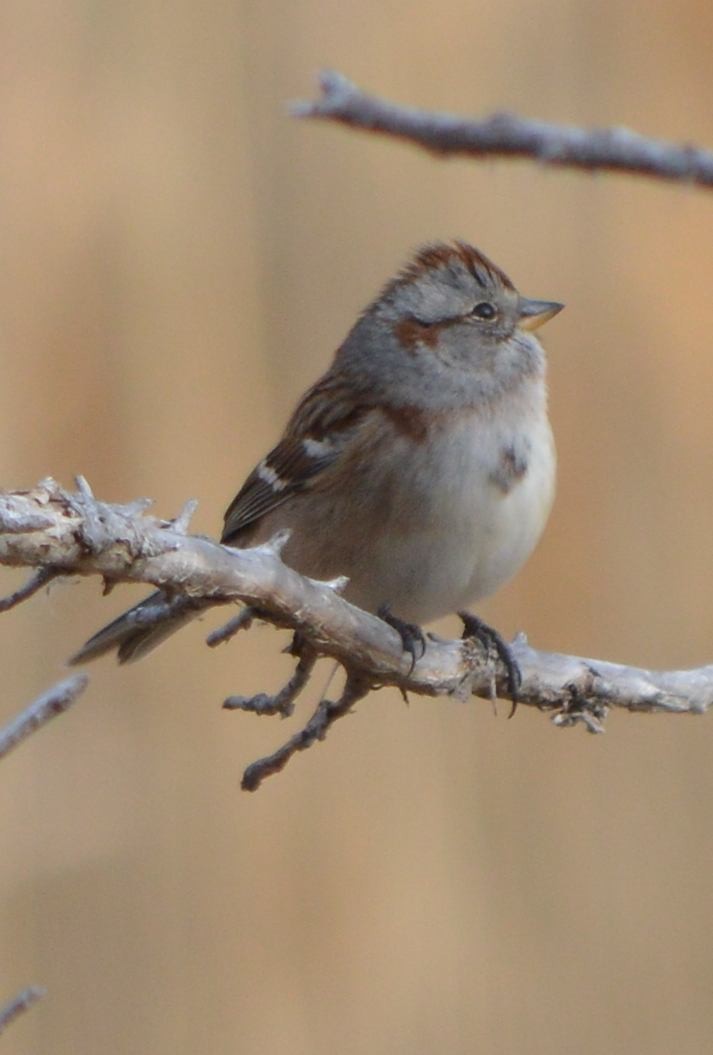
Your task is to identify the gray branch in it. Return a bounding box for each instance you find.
[0,673,89,762]
[292,70,713,187]
[0,986,45,1036]
[0,479,710,787]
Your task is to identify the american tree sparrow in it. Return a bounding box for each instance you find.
[72,241,562,685]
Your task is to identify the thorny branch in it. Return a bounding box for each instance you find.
[0,986,46,1036]
[293,70,713,188]
[1,479,712,788]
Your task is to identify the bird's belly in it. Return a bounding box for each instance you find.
[348,414,556,622]
[268,409,555,625]
[457,433,555,609]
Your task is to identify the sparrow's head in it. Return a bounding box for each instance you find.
[337,241,563,407]
[379,240,562,355]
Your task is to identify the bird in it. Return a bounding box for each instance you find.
[71,240,562,680]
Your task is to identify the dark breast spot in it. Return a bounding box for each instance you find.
[490,444,529,494]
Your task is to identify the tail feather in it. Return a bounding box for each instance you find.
[69,591,200,665]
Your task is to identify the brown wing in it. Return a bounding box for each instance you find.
[221,371,370,545]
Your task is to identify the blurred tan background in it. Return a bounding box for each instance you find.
[2,2,713,1053]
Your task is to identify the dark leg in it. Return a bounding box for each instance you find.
[378,603,427,675]
[458,611,521,716]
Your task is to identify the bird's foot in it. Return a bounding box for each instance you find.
[458,611,521,716]
[378,604,427,675]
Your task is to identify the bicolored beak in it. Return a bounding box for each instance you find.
[518,297,564,332]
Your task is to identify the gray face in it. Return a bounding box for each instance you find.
[337,242,561,409]
[384,249,521,345]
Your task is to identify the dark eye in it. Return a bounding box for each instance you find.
[470,301,497,320]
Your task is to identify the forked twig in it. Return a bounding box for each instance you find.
[224,639,317,717]
[241,672,369,791]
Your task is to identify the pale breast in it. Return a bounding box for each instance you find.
[251,388,555,624]
[457,410,555,608]
[364,403,555,621]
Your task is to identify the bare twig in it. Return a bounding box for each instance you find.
[0,566,57,612]
[0,986,46,1035]
[293,70,713,188]
[207,605,261,647]
[241,673,369,791]
[0,674,89,761]
[1,479,713,786]
[224,641,317,717]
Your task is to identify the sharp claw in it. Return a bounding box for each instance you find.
[458,611,521,714]
[378,604,427,674]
